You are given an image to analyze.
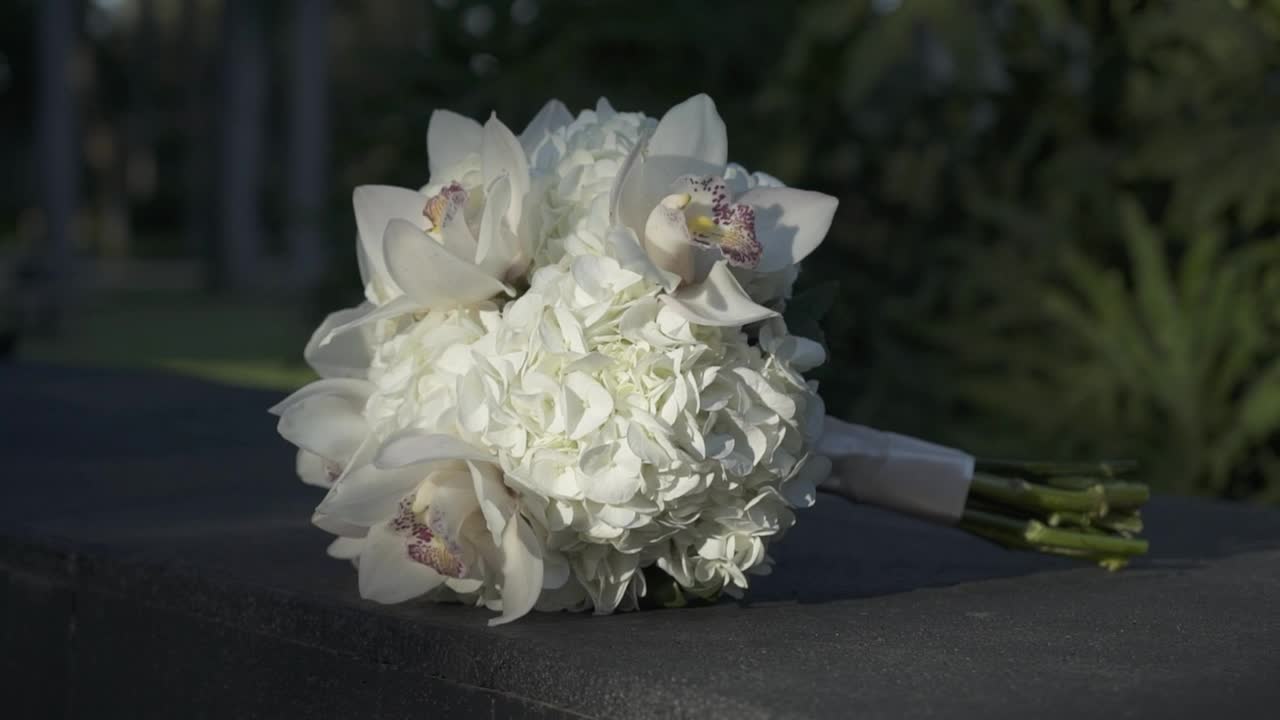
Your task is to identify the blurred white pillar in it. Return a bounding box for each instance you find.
[36,0,79,317]
[285,0,331,289]
[178,0,212,281]
[218,1,267,290]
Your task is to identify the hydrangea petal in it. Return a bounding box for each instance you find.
[782,454,832,509]
[519,99,572,156]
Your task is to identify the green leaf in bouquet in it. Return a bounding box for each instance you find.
[784,279,841,347]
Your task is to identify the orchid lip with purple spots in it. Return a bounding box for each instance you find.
[422,181,468,231]
[675,175,762,270]
[389,497,466,578]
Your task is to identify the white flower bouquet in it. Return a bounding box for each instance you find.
[272,95,1150,624]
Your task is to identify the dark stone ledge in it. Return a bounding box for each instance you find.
[2,364,1280,719]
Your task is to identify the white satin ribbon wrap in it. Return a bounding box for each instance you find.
[818,417,975,524]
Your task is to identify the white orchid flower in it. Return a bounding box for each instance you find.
[269,378,381,542]
[311,102,575,357]
[311,429,567,626]
[269,378,373,489]
[608,94,838,326]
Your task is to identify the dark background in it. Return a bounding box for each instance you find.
[2,0,1279,503]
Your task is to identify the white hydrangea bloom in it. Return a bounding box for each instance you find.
[362,256,829,612]
[526,99,652,266]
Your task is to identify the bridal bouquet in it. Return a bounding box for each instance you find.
[272,95,1150,625]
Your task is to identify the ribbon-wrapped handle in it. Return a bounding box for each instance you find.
[817,417,975,524]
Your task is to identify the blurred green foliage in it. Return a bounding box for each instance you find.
[332,0,1280,500]
[736,0,1280,501]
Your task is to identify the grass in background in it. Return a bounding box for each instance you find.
[18,292,317,391]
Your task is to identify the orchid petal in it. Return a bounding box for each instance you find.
[427,109,483,177]
[489,515,544,626]
[327,536,364,560]
[269,378,372,417]
[476,174,525,279]
[481,114,530,231]
[660,261,779,327]
[356,230,372,286]
[315,463,427,527]
[296,449,340,489]
[607,225,681,292]
[424,481,480,544]
[315,294,423,347]
[374,429,496,469]
[542,550,570,590]
[519,99,572,156]
[382,219,510,309]
[358,518,447,604]
[643,194,697,284]
[609,131,647,229]
[276,394,368,461]
[738,187,838,273]
[353,185,429,291]
[649,94,728,168]
[429,184,479,262]
[469,461,515,544]
[313,512,370,539]
[304,303,375,379]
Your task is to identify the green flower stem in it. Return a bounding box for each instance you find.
[960,508,1149,558]
[969,472,1108,515]
[1034,475,1151,510]
[974,459,1138,479]
[961,458,1151,569]
[1045,510,1093,528]
[1093,511,1144,535]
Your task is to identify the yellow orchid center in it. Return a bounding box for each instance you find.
[422,181,468,232]
[673,175,761,269]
